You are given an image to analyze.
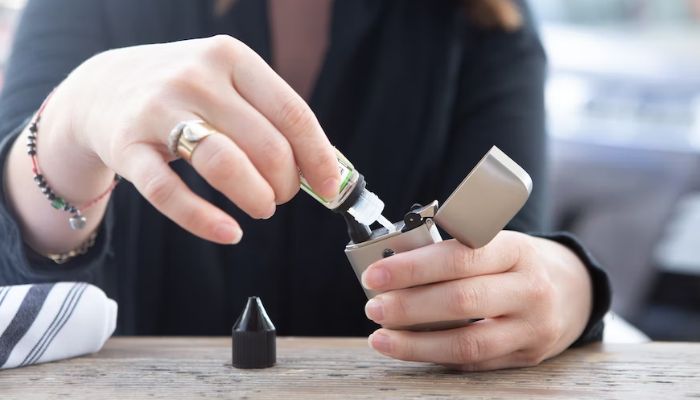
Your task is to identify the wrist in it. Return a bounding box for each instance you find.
[37,85,114,204]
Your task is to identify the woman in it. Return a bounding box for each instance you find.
[0,0,609,370]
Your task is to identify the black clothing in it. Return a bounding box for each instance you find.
[0,0,610,342]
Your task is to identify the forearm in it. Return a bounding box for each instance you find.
[3,86,114,256]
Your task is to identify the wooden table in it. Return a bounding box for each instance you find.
[1,337,698,399]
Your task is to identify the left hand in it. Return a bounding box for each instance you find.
[361,230,593,371]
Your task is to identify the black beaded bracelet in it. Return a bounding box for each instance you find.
[28,91,121,230]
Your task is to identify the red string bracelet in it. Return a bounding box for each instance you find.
[27,90,121,230]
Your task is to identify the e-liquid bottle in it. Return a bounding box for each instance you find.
[300,150,395,242]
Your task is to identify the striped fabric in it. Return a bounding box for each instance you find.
[0,282,117,369]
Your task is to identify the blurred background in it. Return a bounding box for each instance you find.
[1,0,699,340]
[0,0,23,90]
[531,0,700,341]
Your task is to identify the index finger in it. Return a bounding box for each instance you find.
[220,37,340,199]
[361,232,524,292]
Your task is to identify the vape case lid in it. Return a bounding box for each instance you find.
[434,146,532,249]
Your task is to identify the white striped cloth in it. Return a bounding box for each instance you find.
[0,282,117,369]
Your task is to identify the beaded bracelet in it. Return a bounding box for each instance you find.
[45,230,99,265]
[27,91,121,231]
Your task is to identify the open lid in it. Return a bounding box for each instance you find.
[434,146,532,249]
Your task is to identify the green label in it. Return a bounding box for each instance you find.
[299,150,355,205]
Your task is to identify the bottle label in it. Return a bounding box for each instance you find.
[299,149,355,205]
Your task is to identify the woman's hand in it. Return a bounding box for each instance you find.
[32,35,339,247]
[361,231,593,371]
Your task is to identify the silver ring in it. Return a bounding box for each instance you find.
[168,120,219,162]
[167,119,207,159]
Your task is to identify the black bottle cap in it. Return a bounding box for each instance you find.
[341,211,372,244]
[332,174,366,213]
[232,296,276,369]
[332,174,372,243]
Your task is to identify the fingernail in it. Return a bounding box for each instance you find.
[365,298,384,322]
[320,177,340,200]
[231,228,243,244]
[369,332,391,353]
[215,223,243,245]
[362,267,390,290]
[261,204,276,220]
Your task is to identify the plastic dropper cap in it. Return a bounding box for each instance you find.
[232,296,276,369]
[346,188,385,226]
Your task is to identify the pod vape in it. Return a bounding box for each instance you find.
[344,146,532,331]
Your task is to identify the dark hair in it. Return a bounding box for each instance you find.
[214,0,522,31]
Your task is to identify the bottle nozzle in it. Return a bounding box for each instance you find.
[346,189,384,226]
[341,212,372,243]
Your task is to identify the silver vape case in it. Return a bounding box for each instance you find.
[345,146,532,331]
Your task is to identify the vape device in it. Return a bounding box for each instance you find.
[344,146,532,331]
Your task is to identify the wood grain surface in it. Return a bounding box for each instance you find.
[1,337,698,399]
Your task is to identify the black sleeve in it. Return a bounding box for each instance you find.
[0,0,114,285]
[445,3,610,345]
[0,0,111,135]
[441,4,547,233]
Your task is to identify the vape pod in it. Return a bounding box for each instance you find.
[344,146,532,331]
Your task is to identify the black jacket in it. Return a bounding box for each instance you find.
[0,0,609,341]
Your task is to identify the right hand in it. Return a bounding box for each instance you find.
[41,35,340,244]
